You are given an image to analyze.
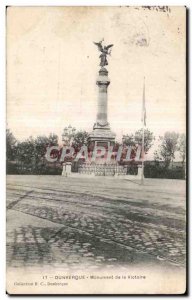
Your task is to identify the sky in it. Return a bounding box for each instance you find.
[7,6,186,158]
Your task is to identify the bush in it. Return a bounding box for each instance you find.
[6,161,62,175]
[144,163,185,179]
[6,161,18,174]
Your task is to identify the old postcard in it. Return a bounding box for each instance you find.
[6,6,186,294]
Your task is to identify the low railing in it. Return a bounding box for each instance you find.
[78,162,127,176]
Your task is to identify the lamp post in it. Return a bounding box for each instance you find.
[62,125,76,146]
[61,125,76,176]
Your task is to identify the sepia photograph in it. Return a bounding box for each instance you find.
[6,6,186,294]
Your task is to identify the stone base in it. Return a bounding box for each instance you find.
[88,126,116,149]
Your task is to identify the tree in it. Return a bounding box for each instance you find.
[123,129,155,154]
[122,133,135,147]
[34,133,58,160]
[135,129,155,153]
[15,133,59,174]
[6,129,17,161]
[177,133,186,166]
[16,137,35,172]
[72,130,89,151]
[33,133,59,172]
[155,131,179,167]
[154,150,162,162]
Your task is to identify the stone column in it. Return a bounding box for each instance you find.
[62,162,72,177]
[137,165,143,179]
[87,66,116,148]
[96,67,110,126]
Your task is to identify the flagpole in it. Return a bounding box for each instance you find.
[141,77,145,185]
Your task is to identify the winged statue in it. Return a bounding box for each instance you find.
[93,39,114,67]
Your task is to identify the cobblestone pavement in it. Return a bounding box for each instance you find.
[7,176,186,271]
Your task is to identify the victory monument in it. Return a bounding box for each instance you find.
[76,40,126,176]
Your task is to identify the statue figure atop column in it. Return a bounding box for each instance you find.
[93,39,114,67]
